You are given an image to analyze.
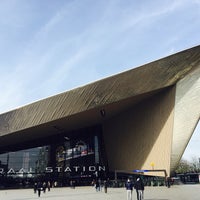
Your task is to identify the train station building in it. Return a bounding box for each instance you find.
[0,45,199,188]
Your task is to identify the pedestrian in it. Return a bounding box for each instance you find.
[42,181,47,193]
[99,179,102,191]
[72,180,76,189]
[70,180,73,188]
[47,181,51,191]
[37,181,43,197]
[95,179,100,191]
[134,177,144,200]
[33,182,37,193]
[125,178,133,200]
[166,177,171,188]
[104,179,108,193]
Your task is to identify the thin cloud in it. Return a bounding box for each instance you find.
[0,0,200,114]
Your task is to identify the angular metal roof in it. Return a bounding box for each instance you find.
[0,45,200,156]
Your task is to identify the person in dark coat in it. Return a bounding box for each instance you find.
[134,177,144,200]
[166,177,171,188]
[33,182,37,193]
[95,179,100,191]
[104,179,108,193]
[47,181,51,191]
[37,181,43,197]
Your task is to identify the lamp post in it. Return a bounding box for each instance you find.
[150,162,155,170]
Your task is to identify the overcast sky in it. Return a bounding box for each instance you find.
[0,0,199,161]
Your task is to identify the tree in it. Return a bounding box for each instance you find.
[175,157,200,174]
[175,159,191,174]
[190,157,200,173]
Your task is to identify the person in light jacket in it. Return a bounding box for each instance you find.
[125,179,133,200]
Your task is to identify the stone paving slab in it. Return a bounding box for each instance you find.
[0,185,199,200]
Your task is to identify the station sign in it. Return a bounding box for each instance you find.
[133,169,149,173]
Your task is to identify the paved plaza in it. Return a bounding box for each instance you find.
[0,184,199,200]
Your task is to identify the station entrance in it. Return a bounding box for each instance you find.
[0,125,108,188]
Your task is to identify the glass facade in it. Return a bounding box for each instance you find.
[0,125,107,188]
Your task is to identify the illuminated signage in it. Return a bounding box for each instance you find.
[0,165,106,175]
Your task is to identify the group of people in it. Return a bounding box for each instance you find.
[125,177,144,200]
[34,181,51,197]
[92,179,108,193]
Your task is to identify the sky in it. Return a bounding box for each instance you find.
[0,0,199,162]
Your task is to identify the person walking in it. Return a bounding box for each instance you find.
[134,177,144,200]
[47,181,51,192]
[125,178,133,200]
[33,182,37,193]
[104,179,108,193]
[37,181,43,197]
[166,177,171,188]
[95,179,100,191]
[42,181,47,193]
